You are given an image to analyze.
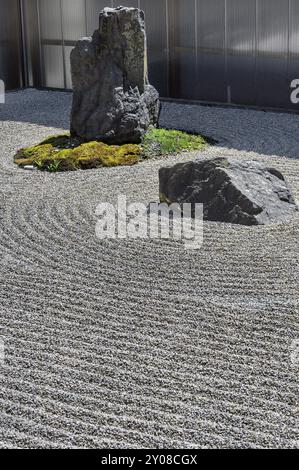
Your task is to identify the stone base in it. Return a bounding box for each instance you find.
[71,81,160,144]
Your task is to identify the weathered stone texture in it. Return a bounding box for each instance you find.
[159,157,298,225]
[70,7,160,144]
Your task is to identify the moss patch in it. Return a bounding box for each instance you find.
[14,135,141,172]
[141,128,208,159]
[14,129,209,172]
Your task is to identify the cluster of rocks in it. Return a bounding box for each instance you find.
[70,7,298,226]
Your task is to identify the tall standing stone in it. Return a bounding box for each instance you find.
[70,6,160,144]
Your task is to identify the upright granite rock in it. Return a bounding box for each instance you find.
[70,6,160,144]
[159,157,298,226]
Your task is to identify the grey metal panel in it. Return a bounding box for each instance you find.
[112,1,139,7]
[61,0,87,41]
[140,0,168,96]
[256,0,289,108]
[21,0,42,87]
[39,0,63,41]
[197,0,226,102]
[64,45,74,88]
[86,1,112,35]
[43,45,64,88]
[61,0,87,89]
[18,0,299,110]
[0,0,23,90]
[226,0,256,105]
[168,0,197,100]
[39,0,65,87]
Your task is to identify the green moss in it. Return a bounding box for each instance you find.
[14,129,209,172]
[141,128,208,159]
[14,134,141,171]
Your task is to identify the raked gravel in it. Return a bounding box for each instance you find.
[0,89,298,449]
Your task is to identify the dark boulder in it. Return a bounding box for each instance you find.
[70,6,160,144]
[159,157,298,225]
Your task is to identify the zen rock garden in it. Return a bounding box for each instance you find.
[14,7,207,171]
[14,6,298,227]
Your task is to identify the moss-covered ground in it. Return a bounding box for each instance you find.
[14,129,209,172]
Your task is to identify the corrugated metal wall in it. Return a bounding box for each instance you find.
[0,0,23,90]
[9,0,299,110]
[166,0,298,110]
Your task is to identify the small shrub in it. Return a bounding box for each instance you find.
[34,160,45,170]
[47,160,61,172]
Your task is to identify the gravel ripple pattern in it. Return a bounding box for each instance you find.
[0,89,298,449]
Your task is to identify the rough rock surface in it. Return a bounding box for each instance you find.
[159,157,298,225]
[70,6,160,144]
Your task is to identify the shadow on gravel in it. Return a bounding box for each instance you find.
[0,89,71,130]
[2,90,299,161]
[159,102,299,161]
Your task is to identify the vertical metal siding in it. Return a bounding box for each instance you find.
[289,0,299,110]
[113,1,139,8]
[168,0,197,99]
[256,0,289,108]
[61,0,87,88]
[20,0,299,110]
[0,0,23,90]
[140,0,168,96]
[21,0,42,87]
[197,0,226,102]
[61,0,86,41]
[226,0,256,105]
[39,0,65,88]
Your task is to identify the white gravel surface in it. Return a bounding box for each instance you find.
[0,89,298,449]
